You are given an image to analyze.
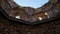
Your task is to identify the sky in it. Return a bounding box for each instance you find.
[13,0,49,8]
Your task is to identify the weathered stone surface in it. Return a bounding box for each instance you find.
[0,0,60,34]
[1,0,60,22]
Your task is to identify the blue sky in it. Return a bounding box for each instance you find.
[13,0,49,8]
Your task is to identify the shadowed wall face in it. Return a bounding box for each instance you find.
[0,0,60,34]
[0,0,59,23]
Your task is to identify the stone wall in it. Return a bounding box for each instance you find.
[0,0,60,34]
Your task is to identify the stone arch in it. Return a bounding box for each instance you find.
[0,0,60,25]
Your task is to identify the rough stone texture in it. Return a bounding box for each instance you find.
[0,14,60,34]
[1,0,60,22]
[0,0,60,34]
